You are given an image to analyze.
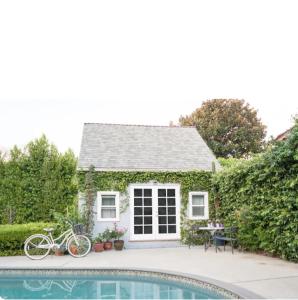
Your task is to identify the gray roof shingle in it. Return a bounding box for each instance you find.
[78,123,220,172]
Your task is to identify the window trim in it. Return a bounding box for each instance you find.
[97,191,120,222]
[188,191,209,220]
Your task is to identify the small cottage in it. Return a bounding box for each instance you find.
[78,123,220,248]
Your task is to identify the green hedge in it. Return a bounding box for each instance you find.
[0,135,78,224]
[213,122,298,262]
[0,222,55,256]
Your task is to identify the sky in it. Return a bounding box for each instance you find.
[0,0,297,155]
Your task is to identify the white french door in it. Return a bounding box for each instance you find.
[129,184,180,241]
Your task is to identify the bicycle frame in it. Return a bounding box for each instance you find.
[47,228,79,249]
[24,279,87,293]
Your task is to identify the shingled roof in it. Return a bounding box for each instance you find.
[78,123,220,172]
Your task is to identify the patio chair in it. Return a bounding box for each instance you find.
[188,225,209,251]
[213,226,238,254]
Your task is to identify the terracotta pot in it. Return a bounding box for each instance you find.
[55,249,65,256]
[114,240,124,251]
[104,241,113,250]
[93,242,105,252]
[69,245,78,255]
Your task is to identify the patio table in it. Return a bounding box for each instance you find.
[198,226,225,250]
[198,226,224,235]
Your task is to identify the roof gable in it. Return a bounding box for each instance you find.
[78,123,220,172]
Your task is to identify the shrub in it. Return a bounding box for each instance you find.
[0,135,77,224]
[213,121,298,262]
[0,222,55,256]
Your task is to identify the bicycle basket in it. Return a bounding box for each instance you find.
[73,224,85,235]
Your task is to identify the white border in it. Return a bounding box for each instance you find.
[97,191,120,222]
[188,191,209,220]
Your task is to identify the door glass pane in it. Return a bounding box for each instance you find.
[144,207,152,215]
[168,225,176,233]
[192,195,204,205]
[158,189,166,197]
[102,195,115,206]
[134,217,143,225]
[158,216,167,224]
[168,207,176,215]
[167,198,175,206]
[167,189,175,197]
[144,198,152,206]
[192,206,204,216]
[158,207,166,215]
[134,189,142,197]
[144,217,152,224]
[101,208,116,218]
[134,207,143,215]
[144,226,152,234]
[134,198,142,206]
[144,189,152,197]
[158,198,166,206]
[168,216,176,224]
[159,225,167,234]
[134,226,143,234]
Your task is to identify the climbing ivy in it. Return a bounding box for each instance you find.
[78,170,215,241]
[213,121,298,262]
[83,165,96,236]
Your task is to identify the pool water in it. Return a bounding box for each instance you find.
[0,273,230,299]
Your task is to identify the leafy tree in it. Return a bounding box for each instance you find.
[0,135,78,224]
[179,99,266,158]
[217,157,244,169]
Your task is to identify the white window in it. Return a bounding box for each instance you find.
[188,192,209,220]
[97,191,120,221]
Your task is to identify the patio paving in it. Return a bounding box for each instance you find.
[0,246,297,299]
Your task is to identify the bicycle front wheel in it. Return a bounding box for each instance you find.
[67,235,91,258]
[24,234,51,260]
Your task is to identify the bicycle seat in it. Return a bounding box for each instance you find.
[43,228,54,233]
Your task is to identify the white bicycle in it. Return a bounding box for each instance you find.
[24,223,91,260]
[23,278,87,293]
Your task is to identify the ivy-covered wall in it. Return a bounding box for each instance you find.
[78,170,214,242]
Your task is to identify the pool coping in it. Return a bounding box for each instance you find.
[0,267,263,299]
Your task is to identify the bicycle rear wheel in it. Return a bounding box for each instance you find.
[67,235,91,258]
[24,234,51,260]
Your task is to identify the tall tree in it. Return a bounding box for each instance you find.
[0,135,78,224]
[179,99,266,158]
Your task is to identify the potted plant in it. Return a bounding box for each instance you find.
[102,228,113,250]
[54,245,66,256]
[69,244,78,255]
[93,233,105,252]
[112,223,127,251]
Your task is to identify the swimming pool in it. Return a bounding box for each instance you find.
[0,269,240,299]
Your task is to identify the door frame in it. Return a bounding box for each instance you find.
[129,183,181,241]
